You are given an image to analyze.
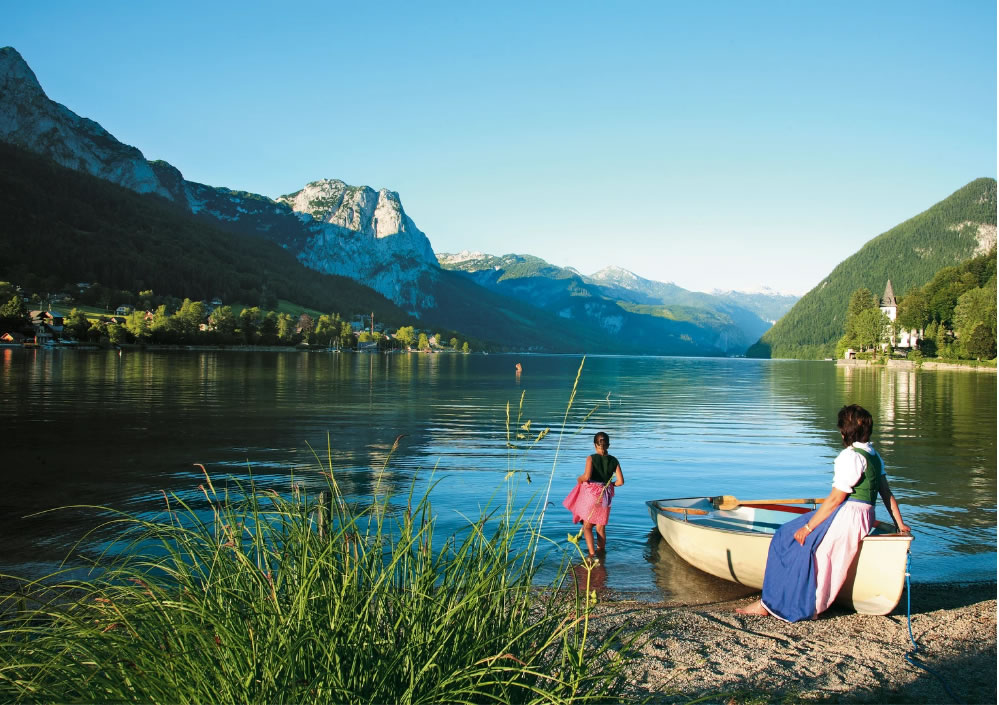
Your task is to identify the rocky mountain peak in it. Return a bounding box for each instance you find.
[277,178,418,241]
[0,46,185,202]
[437,250,488,266]
[590,265,639,282]
[0,47,45,98]
[272,177,438,309]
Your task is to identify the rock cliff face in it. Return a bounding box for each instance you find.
[0,46,439,313]
[276,180,439,311]
[0,47,186,202]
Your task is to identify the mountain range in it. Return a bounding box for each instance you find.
[437,253,787,353]
[0,45,802,355]
[0,46,437,314]
[5,45,990,359]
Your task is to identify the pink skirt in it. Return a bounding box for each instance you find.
[813,501,874,614]
[562,482,615,526]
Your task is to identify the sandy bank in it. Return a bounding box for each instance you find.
[592,581,996,704]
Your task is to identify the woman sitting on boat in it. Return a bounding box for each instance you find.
[738,404,910,621]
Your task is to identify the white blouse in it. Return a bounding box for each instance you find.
[832,441,881,495]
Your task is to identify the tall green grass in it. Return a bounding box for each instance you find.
[0,361,635,703]
[0,472,630,703]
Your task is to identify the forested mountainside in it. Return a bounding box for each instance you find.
[0,142,409,323]
[748,178,997,359]
[833,248,996,360]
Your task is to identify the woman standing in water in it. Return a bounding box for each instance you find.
[738,404,910,621]
[562,431,625,557]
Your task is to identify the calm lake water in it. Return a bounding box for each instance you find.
[1,349,995,601]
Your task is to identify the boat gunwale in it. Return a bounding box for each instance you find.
[646,498,914,541]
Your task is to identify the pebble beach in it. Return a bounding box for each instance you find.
[592,581,997,704]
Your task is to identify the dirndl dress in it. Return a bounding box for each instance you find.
[562,481,615,526]
[759,501,874,621]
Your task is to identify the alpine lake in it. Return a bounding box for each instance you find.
[2,348,995,603]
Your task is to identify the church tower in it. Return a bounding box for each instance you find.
[880,280,898,321]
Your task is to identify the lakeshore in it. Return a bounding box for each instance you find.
[837,358,997,372]
[594,581,997,704]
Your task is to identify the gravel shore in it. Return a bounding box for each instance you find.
[590,581,996,704]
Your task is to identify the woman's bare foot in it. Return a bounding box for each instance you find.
[736,599,769,616]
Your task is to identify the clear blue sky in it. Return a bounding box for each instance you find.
[5,0,996,294]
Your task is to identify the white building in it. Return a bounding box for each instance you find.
[879,280,920,349]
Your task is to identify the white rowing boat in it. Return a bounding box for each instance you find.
[646,496,913,615]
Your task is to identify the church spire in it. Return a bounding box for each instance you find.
[881,280,897,307]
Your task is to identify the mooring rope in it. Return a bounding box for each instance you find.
[902,554,963,704]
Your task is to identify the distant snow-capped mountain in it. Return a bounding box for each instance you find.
[709,288,800,323]
[586,266,798,321]
[587,266,694,306]
[437,252,781,354]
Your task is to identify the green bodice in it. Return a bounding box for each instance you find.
[588,453,619,484]
[850,448,882,504]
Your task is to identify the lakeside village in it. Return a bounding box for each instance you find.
[0,283,472,354]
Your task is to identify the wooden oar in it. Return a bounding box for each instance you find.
[711,496,822,511]
[656,505,709,516]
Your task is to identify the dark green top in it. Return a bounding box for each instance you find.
[588,453,619,484]
[850,448,883,504]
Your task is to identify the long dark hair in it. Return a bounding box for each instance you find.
[838,404,873,446]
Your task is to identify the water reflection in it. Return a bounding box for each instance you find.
[571,559,609,596]
[643,530,757,604]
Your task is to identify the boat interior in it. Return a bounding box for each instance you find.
[647,497,904,537]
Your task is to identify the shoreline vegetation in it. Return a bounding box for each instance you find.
[8,341,999,370]
[0,466,634,703]
[0,360,634,703]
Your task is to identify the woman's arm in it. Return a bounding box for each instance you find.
[613,464,624,487]
[793,488,848,545]
[577,456,593,484]
[878,476,911,533]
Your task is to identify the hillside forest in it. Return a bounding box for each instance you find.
[836,248,996,361]
[749,178,997,359]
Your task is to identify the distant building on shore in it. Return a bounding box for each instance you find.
[879,280,919,349]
